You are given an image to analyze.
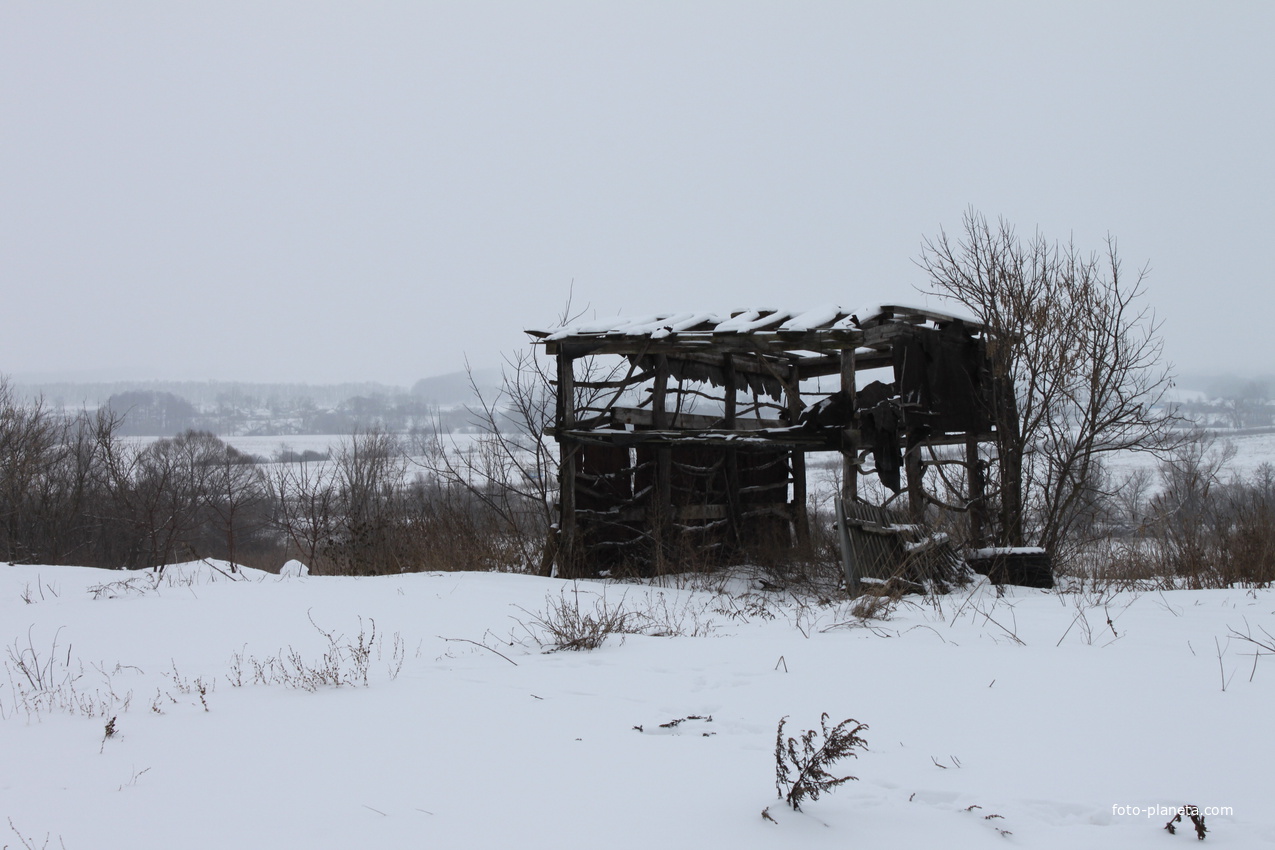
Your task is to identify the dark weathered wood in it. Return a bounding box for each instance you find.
[608,406,784,431]
[547,330,862,360]
[840,347,858,504]
[796,349,893,378]
[651,356,672,568]
[787,363,808,547]
[662,350,794,379]
[967,548,1053,589]
[549,424,987,452]
[556,353,579,576]
[905,434,925,521]
[722,354,742,550]
[966,434,987,548]
[576,503,732,524]
[558,369,657,389]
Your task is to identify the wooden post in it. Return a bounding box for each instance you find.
[787,363,809,547]
[966,433,986,548]
[722,354,741,552]
[836,497,861,596]
[839,347,858,505]
[651,355,671,569]
[905,433,925,522]
[556,352,579,577]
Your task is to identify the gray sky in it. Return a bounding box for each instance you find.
[3,2,1272,387]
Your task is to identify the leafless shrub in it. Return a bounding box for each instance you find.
[1164,804,1208,840]
[1226,619,1275,684]
[226,613,404,691]
[1064,538,1168,593]
[1054,584,1128,647]
[393,475,539,572]
[410,297,649,578]
[517,587,648,651]
[938,583,1027,646]
[411,353,558,572]
[640,590,720,638]
[1135,439,1269,589]
[267,426,537,575]
[1228,620,1275,655]
[164,662,212,711]
[2,629,134,721]
[1057,433,1274,591]
[6,818,67,850]
[2,371,546,575]
[710,588,781,623]
[17,579,61,605]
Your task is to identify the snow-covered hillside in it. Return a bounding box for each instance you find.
[3,562,1271,848]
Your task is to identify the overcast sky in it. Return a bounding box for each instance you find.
[3,2,1271,387]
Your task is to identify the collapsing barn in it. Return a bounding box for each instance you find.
[526,305,1007,585]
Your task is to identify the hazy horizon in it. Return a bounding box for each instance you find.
[4,3,1272,386]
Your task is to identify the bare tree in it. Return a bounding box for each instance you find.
[918,210,1183,559]
[97,430,220,569]
[177,431,269,571]
[326,427,407,574]
[1217,379,1271,429]
[267,452,339,573]
[1144,431,1245,586]
[0,379,75,562]
[413,300,630,575]
[411,351,558,573]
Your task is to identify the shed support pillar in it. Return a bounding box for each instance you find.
[839,348,858,505]
[652,355,672,571]
[723,355,742,552]
[906,432,925,522]
[966,433,987,549]
[788,364,809,548]
[555,352,580,577]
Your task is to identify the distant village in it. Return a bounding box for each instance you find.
[12,369,503,438]
[11,369,1272,439]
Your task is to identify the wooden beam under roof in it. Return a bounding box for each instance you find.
[551,426,844,451]
[608,406,785,431]
[548,423,996,452]
[540,327,864,359]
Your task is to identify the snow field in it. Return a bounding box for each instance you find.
[2,562,1274,848]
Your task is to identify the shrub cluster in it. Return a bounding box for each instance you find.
[0,380,547,574]
[1065,436,1275,589]
[1110,464,1275,589]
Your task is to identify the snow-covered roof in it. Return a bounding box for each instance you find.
[526,303,986,344]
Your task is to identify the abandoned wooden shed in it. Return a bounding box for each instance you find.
[526,304,1006,582]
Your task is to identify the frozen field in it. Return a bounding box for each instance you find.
[3,561,1273,848]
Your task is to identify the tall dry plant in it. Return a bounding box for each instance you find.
[774,713,869,811]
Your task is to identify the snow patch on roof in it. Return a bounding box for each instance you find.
[778,304,842,332]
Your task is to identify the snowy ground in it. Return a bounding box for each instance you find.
[3,561,1273,848]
